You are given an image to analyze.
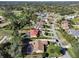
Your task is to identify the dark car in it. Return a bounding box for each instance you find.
[56,39,59,42]
[60,47,67,55]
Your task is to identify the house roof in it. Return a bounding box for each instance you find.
[68,29,79,37]
[61,20,69,30]
[18,28,39,38]
[30,40,48,53]
[30,28,39,38]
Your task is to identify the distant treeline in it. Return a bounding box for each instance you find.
[0,1,79,6]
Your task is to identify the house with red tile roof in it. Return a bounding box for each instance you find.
[18,28,40,38]
[29,28,39,38]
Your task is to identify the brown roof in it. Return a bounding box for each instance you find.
[37,40,44,50]
[30,40,48,53]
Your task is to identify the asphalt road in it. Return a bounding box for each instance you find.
[60,52,71,58]
[51,19,71,58]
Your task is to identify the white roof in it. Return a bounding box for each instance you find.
[68,29,79,37]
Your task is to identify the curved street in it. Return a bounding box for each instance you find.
[51,18,71,58]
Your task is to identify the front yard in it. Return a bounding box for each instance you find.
[47,43,61,58]
[57,28,79,58]
[72,25,79,30]
[72,18,79,23]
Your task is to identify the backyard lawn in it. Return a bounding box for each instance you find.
[72,25,79,30]
[72,18,79,23]
[68,47,77,58]
[0,10,5,16]
[47,43,61,57]
[0,29,13,36]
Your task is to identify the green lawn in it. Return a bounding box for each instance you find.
[68,48,76,58]
[0,29,13,36]
[0,10,5,16]
[72,25,79,30]
[72,18,79,23]
[47,43,61,57]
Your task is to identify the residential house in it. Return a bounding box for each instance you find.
[68,29,79,38]
[30,40,48,53]
[0,16,11,28]
[35,20,44,29]
[61,20,69,30]
[64,15,75,20]
[21,39,48,56]
[29,28,39,38]
[0,16,5,23]
[18,28,40,38]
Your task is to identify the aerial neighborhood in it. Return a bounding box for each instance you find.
[0,1,79,58]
